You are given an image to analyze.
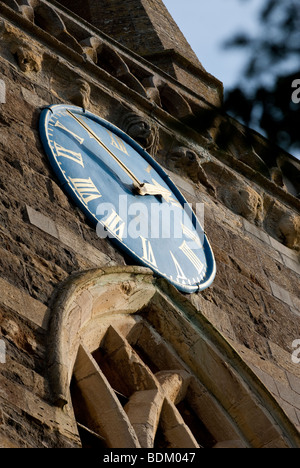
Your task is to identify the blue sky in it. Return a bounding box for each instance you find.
[163,0,262,91]
[163,1,300,159]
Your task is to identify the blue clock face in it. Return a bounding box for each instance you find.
[39,104,216,293]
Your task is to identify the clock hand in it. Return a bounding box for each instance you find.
[66,110,143,189]
[137,180,173,203]
[66,110,173,200]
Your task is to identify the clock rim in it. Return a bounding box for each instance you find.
[39,104,216,293]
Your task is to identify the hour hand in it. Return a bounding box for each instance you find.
[135,179,173,203]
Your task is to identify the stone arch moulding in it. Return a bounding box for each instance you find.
[47,266,300,448]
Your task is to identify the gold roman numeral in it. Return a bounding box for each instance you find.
[103,210,126,241]
[68,177,102,205]
[54,142,84,167]
[181,223,202,247]
[179,241,204,275]
[106,130,129,155]
[140,236,157,268]
[170,251,187,281]
[54,121,85,144]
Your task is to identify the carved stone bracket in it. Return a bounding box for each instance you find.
[1,0,196,123]
[115,106,160,156]
[0,20,43,72]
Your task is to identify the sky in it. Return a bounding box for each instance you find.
[163,0,300,160]
[163,0,262,92]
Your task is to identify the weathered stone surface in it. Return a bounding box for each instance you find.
[0,0,299,449]
[160,399,199,448]
[0,277,49,330]
[73,344,140,448]
[218,172,263,223]
[264,200,300,250]
[11,43,42,73]
[125,389,163,447]
[117,108,159,155]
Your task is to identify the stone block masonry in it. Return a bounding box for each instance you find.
[0,0,299,447]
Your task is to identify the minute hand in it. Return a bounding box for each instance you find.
[66,109,143,188]
[67,110,171,198]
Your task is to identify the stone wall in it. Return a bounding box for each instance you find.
[56,0,222,101]
[56,0,203,67]
[0,0,299,447]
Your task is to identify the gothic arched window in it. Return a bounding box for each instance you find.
[47,266,299,449]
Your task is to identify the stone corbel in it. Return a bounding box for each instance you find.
[4,22,43,73]
[264,199,300,251]
[50,68,91,110]
[80,36,102,64]
[97,43,148,98]
[158,83,193,120]
[33,2,83,54]
[276,155,300,198]
[11,42,42,72]
[18,0,34,22]
[116,107,159,156]
[167,146,214,190]
[269,167,285,189]
[68,78,91,110]
[141,75,163,106]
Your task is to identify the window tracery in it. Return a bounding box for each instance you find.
[47,266,300,449]
[71,323,217,448]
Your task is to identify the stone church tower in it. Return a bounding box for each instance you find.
[0,0,300,448]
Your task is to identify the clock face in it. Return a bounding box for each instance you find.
[39,104,216,293]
